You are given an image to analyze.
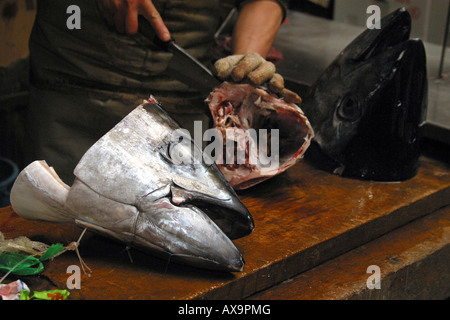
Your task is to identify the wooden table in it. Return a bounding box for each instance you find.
[1,151,449,300]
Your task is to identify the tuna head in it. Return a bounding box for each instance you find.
[11,100,253,272]
[302,8,427,181]
[70,100,254,271]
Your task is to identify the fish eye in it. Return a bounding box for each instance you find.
[169,139,192,162]
[158,140,192,165]
[336,95,361,122]
[158,142,173,163]
[159,133,204,166]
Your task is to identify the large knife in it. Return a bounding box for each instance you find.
[139,18,221,95]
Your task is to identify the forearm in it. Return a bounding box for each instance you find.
[232,0,283,58]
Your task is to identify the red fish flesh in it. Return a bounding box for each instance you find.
[206,82,314,190]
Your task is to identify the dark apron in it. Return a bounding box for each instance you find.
[27,0,231,183]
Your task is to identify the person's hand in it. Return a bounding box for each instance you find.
[214,53,302,104]
[96,0,171,41]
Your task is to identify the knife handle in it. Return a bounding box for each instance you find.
[138,16,174,51]
[153,35,175,52]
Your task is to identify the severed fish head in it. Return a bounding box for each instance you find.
[11,99,254,272]
[301,8,427,181]
[206,82,314,190]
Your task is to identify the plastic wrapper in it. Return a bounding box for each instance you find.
[0,231,50,256]
[0,279,30,300]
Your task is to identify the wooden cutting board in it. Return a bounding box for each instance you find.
[0,155,449,300]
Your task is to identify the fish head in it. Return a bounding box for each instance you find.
[302,8,427,181]
[156,123,255,240]
[72,100,253,272]
[206,82,314,190]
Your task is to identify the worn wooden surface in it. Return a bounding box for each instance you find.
[248,205,450,300]
[0,155,449,300]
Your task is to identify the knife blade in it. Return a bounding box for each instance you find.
[139,18,221,95]
[158,39,222,94]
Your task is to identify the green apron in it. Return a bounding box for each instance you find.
[27,0,228,183]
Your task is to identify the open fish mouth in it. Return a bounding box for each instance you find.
[206,82,314,190]
[11,100,254,272]
[170,181,254,240]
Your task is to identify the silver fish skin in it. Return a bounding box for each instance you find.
[10,100,254,272]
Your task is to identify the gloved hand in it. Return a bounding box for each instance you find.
[214,53,302,104]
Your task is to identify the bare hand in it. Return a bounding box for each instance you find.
[96,0,171,41]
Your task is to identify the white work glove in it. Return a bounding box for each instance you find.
[214,53,302,104]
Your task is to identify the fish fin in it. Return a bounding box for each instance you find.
[10,160,75,225]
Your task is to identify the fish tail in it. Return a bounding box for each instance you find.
[10,160,75,225]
